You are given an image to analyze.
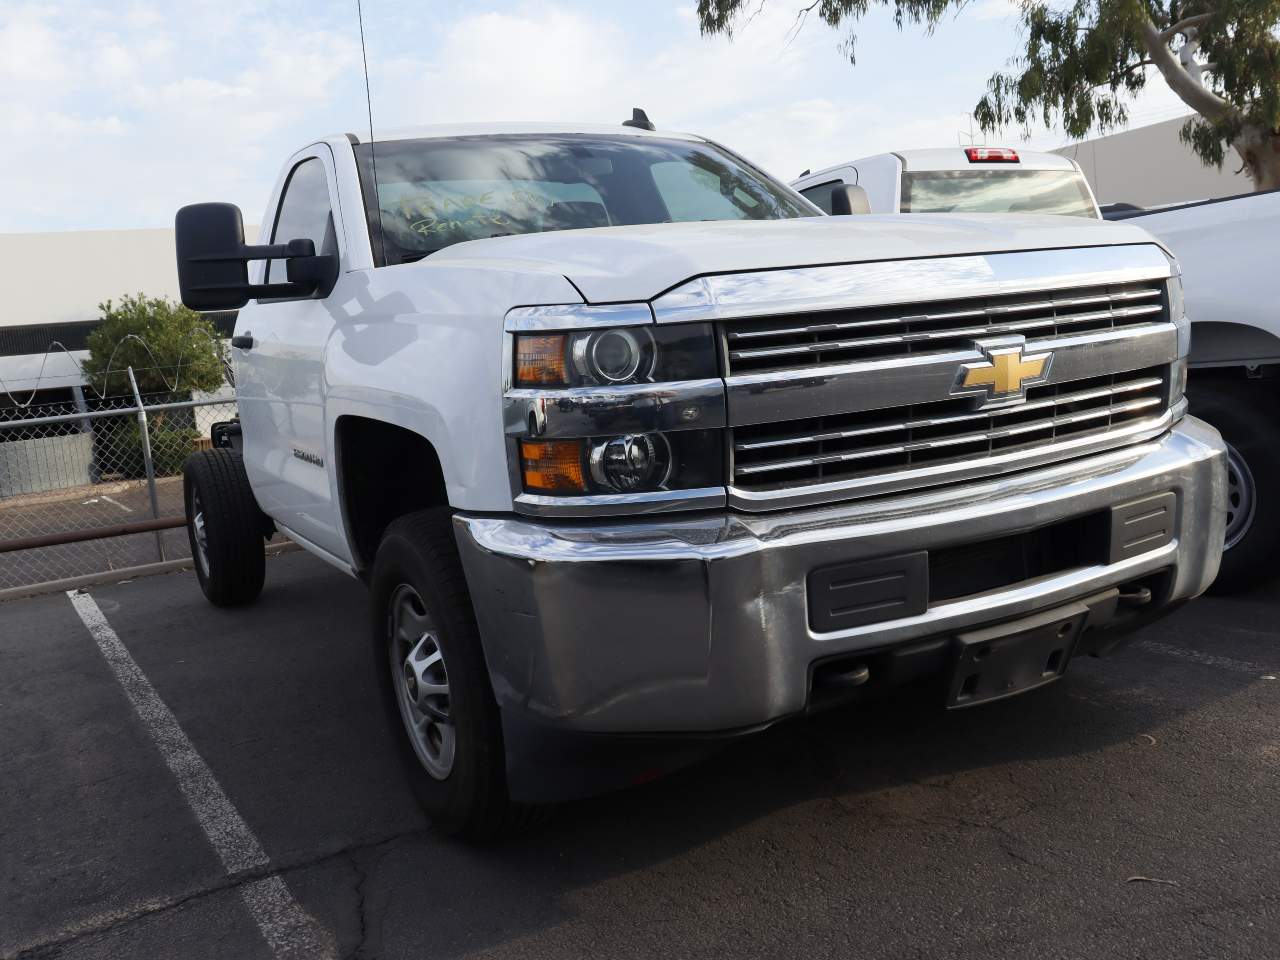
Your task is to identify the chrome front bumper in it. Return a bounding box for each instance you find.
[454,416,1226,736]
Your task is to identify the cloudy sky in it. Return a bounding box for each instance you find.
[1,0,1191,233]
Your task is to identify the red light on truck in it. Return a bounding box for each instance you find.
[965,147,1019,163]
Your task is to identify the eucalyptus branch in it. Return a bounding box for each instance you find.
[1160,12,1214,42]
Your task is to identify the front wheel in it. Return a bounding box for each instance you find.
[183,449,266,606]
[1190,379,1280,594]
[370,509,530,840]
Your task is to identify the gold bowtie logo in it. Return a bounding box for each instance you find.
[954,339,1053,406]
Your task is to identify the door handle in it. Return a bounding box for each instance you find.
[231,333,255,350]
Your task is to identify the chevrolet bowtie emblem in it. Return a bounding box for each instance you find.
[953,337,1053,407]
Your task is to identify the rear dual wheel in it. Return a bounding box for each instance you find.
[183,449,266,606]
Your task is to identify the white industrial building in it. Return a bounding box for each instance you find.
[1054,114,1251,207]
[0,227,252,402]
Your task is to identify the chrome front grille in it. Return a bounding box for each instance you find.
[732,367,1170,491]
[725,281,1166,376]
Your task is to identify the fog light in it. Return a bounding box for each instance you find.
[589,434,671,491]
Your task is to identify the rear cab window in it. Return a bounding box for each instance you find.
[901,170,1097,218]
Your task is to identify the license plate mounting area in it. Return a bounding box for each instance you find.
[947,602,1089,708]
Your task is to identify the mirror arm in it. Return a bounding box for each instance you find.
[285,253,339,295]
[188,238,316,264]
[187,281,316,299]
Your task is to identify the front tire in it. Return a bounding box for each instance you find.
[183,449,266,606]
[370,509,526,840]
[1190,379,1280,593]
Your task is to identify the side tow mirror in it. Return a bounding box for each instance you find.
[174,202,337,310]
[830,184,872,216]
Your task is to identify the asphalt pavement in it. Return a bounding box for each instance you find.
[2,551,1277,959]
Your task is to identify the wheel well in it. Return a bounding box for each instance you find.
[1188,321,1280,370]
[335,417,449,574]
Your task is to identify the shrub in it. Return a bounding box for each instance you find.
[96,415,200,480]
[81,294,225,398]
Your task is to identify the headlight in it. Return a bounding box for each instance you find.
[514,323,717,387]
[520,430,722,496]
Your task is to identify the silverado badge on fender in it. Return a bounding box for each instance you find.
[952,336,1053,408]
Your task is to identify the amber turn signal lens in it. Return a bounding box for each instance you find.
[520,439,586,492]
[515,334,568,386]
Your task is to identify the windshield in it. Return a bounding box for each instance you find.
[354,134,815,264]
[901,170,1097,218]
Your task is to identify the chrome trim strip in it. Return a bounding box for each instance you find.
[505,302,655,332]
[733,376,1164,452]
[726,322,1177,427]
[653,245,1172,325]
[514,486,726,518]
[727,403,1185,511]
[504,378,726,438]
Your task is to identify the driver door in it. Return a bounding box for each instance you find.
[234,147,348,558]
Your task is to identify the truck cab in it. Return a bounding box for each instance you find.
[793,147,1101,219]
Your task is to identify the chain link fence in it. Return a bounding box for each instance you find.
[0,368,237,593]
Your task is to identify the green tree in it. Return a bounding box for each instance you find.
[697,1,1280,190]
[81,293,226,398]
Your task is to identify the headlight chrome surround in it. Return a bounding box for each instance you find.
[504,303,726,515]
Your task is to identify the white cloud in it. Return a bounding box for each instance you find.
[969,0,1023,21]
[0,0,1200,233]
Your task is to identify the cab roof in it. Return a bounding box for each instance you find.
[335,122,706,145]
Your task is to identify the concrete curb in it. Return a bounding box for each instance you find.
[0,541,301,604]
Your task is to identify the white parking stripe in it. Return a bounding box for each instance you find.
[66,590,335,959]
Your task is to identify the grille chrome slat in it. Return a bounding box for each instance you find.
[735,395,1164,477]
[724,286,1163,343]
[734,376,1165,453]
[725,282,1168,375]
[727,305,1165,362]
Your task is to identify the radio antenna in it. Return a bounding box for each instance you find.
[356,0,386,263]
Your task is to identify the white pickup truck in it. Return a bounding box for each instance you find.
[1102,189,1280,591]
[792,147,1101,218]
[175,121,1224,838]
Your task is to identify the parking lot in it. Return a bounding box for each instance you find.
[2,550,1277,960]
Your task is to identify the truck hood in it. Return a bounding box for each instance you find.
[426,213,1165,304]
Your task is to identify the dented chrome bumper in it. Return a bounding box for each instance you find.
[454,416,1226,738]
